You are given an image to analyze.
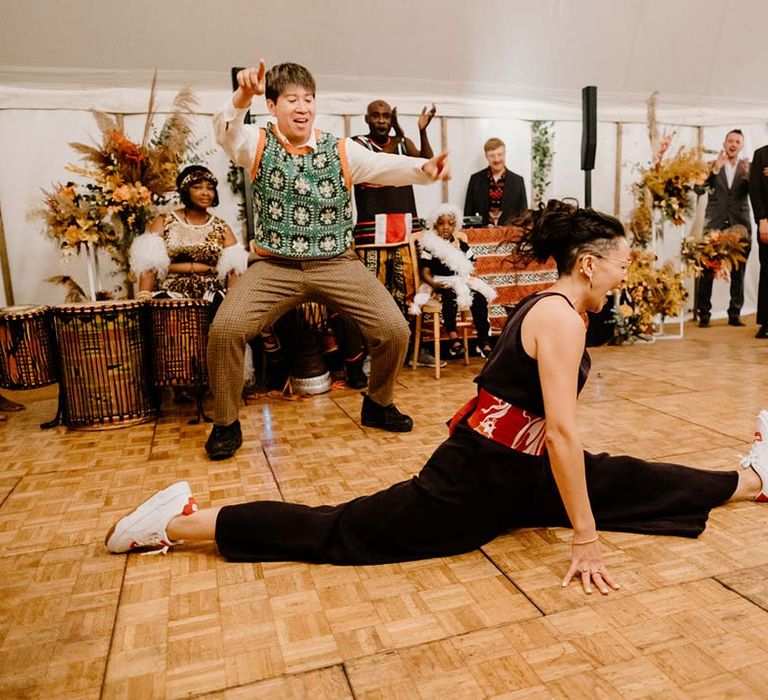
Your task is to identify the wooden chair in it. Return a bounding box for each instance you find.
[408,232,471,379]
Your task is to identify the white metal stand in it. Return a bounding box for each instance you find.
[84,243,97,301]
[652,213,684,341]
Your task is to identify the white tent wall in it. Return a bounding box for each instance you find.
[0,94,766,316]
[550,121,616,214]
[0,108,105,308]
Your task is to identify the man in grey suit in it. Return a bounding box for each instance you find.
[697,129,752,327]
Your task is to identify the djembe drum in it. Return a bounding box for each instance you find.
[147,297,211,423]
[53,300,155,429]
[278,302,331,395]
[0,305,58,389]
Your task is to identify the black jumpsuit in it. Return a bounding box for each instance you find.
[215,292,738,564]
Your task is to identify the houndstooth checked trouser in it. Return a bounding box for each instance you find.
[207,248,411,425]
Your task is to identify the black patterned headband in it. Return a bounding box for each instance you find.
[178,170,218,192]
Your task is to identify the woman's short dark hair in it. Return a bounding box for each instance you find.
[176,165,219,208]
[265,63,316,103]
[509,199,626,275]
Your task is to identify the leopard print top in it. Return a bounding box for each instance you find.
[159,210,229,298]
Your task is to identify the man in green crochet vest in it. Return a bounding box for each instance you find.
[207,60,450,460]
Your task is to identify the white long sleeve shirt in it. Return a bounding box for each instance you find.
[213,98,433,188]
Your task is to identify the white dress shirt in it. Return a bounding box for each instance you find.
[213,98,433,188]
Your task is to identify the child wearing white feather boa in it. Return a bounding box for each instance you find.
[410,204,496,358]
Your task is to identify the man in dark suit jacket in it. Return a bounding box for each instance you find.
[750,142,768,337]
[464,138,527,226]
[698,129,752,327]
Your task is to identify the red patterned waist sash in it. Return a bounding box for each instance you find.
[448,387,547,456]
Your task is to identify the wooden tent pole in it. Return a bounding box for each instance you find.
[614,122,623,217]
[440,115,448,203]
[0,201,14,306]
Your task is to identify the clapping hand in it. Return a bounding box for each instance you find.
[418,103,437,131]
[740,158,750,176]
[712,149,726,174]
[390,107,405,140]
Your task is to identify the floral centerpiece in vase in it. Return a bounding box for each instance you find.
[612,250,688,344]
[629,94,709,248]
[618,94,706,342]
[629,135,710,248]
[38,77,197,300]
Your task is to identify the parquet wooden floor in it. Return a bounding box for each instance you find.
[3,317,768,698]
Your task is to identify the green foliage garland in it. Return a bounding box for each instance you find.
[531,120,554,207]
[227,161,247,223]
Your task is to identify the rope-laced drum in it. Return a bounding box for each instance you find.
[147,297,211,422]
[0,305,58,389]
[53,300,155,429]
[147,298,210,387]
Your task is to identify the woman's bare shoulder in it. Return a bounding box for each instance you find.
[525,294,584,337]
[147,214,170,234]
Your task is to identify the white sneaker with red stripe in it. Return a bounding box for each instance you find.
[740,410,768,502]
[105,481,198,553]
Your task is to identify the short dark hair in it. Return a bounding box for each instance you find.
[176,165,219,208]
[726,129,744,138]
[509,199,626,275]
[265,63,316,102]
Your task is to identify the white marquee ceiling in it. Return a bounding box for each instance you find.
[1,0,767,123]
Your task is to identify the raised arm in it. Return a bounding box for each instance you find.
[417,104,436,158]
[399,104,436,159]
[523,296,619,595]
[345,139,450,187]
[212,62,266,169]
[232,61,266,108]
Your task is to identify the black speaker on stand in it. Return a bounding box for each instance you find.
[581,85,597,208]
[580,85,613,345]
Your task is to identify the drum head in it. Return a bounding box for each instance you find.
[0,305,57,388]
[148,298,211,308]
[55,299,144,314]
[0,305,50,318]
